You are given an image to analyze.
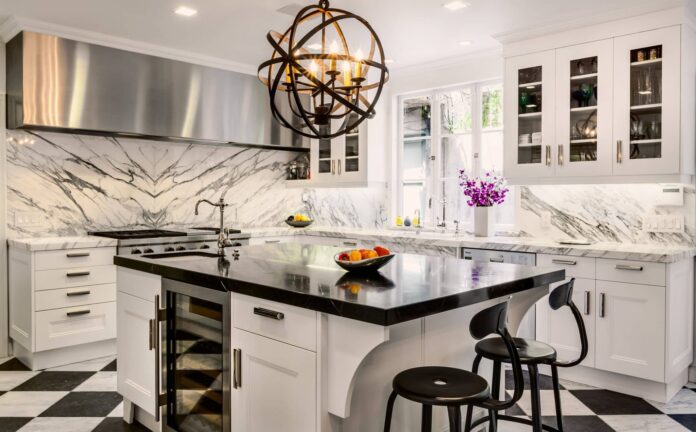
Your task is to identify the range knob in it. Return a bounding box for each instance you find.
[164,247,175,252]
[131,249,142,255]
[200,244,211,249]
[176,246,186,251]
[143,248,154,254]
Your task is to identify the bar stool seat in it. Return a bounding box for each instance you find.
[392,366,490,406]
[475,337,557,363]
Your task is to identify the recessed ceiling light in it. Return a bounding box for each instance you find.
[307,43,323,51]
[174,6,198,17]
[459,40,473,47]
[443,1,469,11]
[385,59,395,64]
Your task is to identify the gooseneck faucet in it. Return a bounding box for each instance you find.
[195,197,235,256]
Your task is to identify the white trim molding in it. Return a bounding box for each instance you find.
[0,16,257,75]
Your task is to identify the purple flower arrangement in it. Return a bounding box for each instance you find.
[458,171,509,207]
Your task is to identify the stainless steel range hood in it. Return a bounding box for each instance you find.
[6,31,309,152]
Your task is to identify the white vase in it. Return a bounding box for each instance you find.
[474,206,495,237]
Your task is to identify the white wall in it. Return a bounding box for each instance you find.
[0,41,8,357]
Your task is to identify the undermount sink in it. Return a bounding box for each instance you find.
[142,251,222,261]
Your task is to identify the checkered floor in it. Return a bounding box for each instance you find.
[1,357,696,431]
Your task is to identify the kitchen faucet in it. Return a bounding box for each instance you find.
[195,197,235,256]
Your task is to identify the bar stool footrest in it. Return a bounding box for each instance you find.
[469,414,560,432]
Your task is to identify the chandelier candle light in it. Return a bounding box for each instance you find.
[459,171,509,237]
[258,0,389,139]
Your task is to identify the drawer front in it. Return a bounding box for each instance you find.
[233,293,317,352]
[537,254,595,279]
[35,247,116,270]
[35,265,117,291]
[35,284,116,312]
[35,302,116,352]
[596,259,665,286]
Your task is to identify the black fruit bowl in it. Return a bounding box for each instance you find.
[285,219,313,228]
[334,253,395,273]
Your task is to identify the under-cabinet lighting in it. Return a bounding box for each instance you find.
[443,1,469,11]
[175,6,198,17]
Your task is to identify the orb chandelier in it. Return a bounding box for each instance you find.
[258,0,389,139]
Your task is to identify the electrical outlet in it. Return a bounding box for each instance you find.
[643,215,684,233]
[14,211,43,227]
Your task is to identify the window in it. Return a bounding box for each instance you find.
[397,81,514,228]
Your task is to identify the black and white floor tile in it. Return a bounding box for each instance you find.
[2,356,696,431]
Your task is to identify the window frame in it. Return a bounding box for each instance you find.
[396,79,512,229]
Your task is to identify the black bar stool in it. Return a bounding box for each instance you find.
[465,278,588,432]
[383,300,525,432]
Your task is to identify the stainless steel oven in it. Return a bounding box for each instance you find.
[160,278,231,432]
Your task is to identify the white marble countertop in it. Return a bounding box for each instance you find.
[7,227,695,263]
[7,236,118,252]
[242,226,696,264]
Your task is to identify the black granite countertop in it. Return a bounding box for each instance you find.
[114,243,565,326]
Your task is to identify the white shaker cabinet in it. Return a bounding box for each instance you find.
[503,49,556,179]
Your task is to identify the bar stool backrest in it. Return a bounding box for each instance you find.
[469,300,524,410]
[548,278,589,368]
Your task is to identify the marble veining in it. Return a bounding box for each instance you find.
[7,236,117,252]
[7,131,387,237]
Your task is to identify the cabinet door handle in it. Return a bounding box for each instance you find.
[338,159,342,175]
[67,309,90,317]
[66,290,91,297]
[254,307,285,320]
[331,160,336,175]
[233,348,242,389]
[545,145,551,166]
[489,257,505,263]
[148,319,155,351]
[599,293,605,318]
[154,295,163,422]
[584,291,591,315]
[558,144,564,166]
[265,239,280,244]
[616,140,623,163]
[615,264,643,271]
[66,252,90,258]
[551,259,577,266]
[66,271,90,277]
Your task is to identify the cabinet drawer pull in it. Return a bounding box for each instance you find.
[148,319,156,351]
[265,239,281,244]
[584,291,590,315]
[233,348,242,389]
[489,257,505,263]
[66,271,90,277]
[615,264,643,271]
[66,309,90,317]
[552,259,577,266]
[66,252,90,258]
[253,307,285,320]
[616,140,623,163]
[599,293,605,318]
[66,290,91,297]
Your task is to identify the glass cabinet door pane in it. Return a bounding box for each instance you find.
[318,138,332,173]
[569,56,598,163]
[629,45,662,160]
[517,66,543,165]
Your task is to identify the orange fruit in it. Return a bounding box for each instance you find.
[360,249,372,259]
[365,250,379,259]
[349,250,362,261]
[374,246,390,256]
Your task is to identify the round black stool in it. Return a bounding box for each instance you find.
[384,300,526,432]
[465,278,588,432]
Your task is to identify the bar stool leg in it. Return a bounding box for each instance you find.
[448,406,462,432]
[528,365,543,432]
[551,365,564,432]
[488,410,498,432]
[421,405,433,432]
[464,354,483,432]
[383,391,397,432]
[491,361,501,400]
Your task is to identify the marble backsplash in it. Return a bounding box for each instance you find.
[519,184,695,246]
[6,131,388,238]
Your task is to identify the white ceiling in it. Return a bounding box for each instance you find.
[0,0,688,71]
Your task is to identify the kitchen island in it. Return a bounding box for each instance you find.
[114,243,564,432]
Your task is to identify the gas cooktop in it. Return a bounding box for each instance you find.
[88,229,188,240]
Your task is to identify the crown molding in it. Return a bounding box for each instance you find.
[494,2,686,45]
[0,16,258,75]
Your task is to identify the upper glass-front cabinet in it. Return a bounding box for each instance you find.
[556,39,613,177]
[613,26,680,175]
[504,50,556,179]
